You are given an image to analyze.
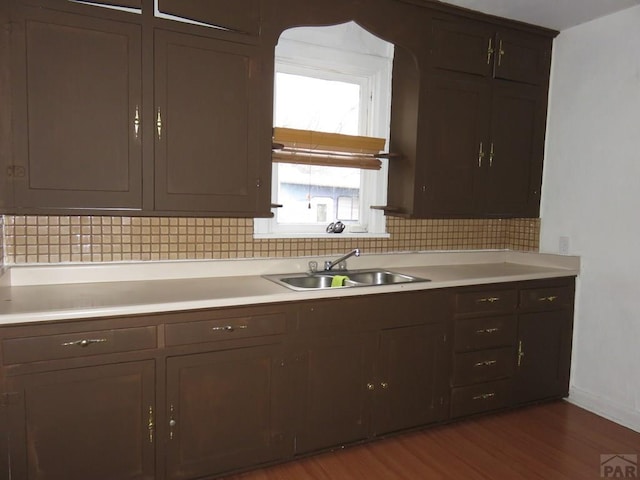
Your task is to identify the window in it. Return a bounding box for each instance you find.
[254,22,394,238]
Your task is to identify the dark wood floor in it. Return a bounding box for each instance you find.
[225,401,640,480]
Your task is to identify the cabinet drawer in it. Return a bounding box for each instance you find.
[2,326,157,365]
[452,347,514,386]
[451,379,511,418]
[165,312,286,346]
[454,315,516,351]
[520,285,573,310]
[455,289,517,315]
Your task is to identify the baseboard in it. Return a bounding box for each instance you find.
[568,386,640,433]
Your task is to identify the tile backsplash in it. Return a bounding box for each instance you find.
[1,215,540,265]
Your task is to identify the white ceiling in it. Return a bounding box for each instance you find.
[436,0,640,31]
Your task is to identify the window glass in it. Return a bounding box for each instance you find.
[274,71,364,228]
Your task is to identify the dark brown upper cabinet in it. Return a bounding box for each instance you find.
[157,0,260,36]
[431,17,553,86]
[2,0,273,217]
[486,83,546,216]
[2,0,556,218]
[387,14,554,218]
[6,4,143,212]
[153,29,268,216]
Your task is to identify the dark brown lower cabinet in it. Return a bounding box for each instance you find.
[294,294,450,454]
[514,310,573,404]
[0,277,575,480]
[294,332,377,454]
[6,361,155,480]
[450,277,575,418]
[373,324,449,435]
[165,343,289,480]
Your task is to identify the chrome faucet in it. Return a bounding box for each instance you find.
[324,248,360,271]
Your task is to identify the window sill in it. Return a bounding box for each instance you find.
[253,232,390,240]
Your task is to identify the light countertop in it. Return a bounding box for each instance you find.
[0,250,579,325]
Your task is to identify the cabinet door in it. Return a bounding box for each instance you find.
[373,323,449,435]
[493,30,552,86]
[514,310,573,404]
[0,2,10,211]
[9,6,142,211]
[485,83,545,216]
[165,344,288,480]
[157,0,260,35]
[423,73,490,217]
[431,17,493,77]
[0,395,8,480]
[295,333,376,454]
[154,29,266,216]
[6,361,155,480]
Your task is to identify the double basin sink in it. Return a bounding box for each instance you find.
[264,269,430,291]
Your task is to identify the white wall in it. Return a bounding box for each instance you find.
[541,5,640,431]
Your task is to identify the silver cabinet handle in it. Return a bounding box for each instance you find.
[169,403,176,440]
[486,37,494,65]
[156,108,162,140]
[211,325,248,332]
[472,392,496,401]
[497,39,505,66]
[147,406,154,444]
[477,296,500,303]
[475,327,500,334]
[133,105,140,140]
[474,360,497,367]
[538,295,558,302]
[61,338,108,347]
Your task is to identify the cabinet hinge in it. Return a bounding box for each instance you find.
[6,166,26,178]
[0,392,19,406]
[442,333,447,343]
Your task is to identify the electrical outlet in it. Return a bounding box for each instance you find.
[559,236,570,255]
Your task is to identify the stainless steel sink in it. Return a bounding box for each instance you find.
[346,270,419,286]
[275,275,336,290]
[264,269,430,291]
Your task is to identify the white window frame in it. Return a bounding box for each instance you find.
[254,24,393,239]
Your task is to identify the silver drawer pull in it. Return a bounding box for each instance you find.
[475,327,500,334]
[474,360,497,368]
[211,325,248,333]
[472,392,496,401]
[538,295,558,302]
[477,296,500,303]
[61,338,108,348]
